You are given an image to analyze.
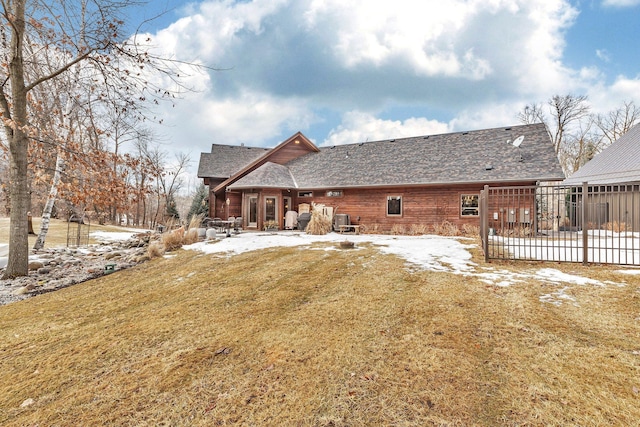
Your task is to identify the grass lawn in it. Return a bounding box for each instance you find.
[0,227,639,425]
[0,217,139,248]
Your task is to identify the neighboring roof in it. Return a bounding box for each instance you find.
[231,162,297,189]
[564,123,640,185]
[197,144,270,179]
[226,123,564,190]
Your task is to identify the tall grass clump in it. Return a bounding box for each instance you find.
[461,223,480,237]
[183,214,204,245]
[408,223,429,235]
[432,220,460,236]
[361,223,379,234]
[390,224,406,235]
[161,226,185,252]
[306,203,333,235]
[147,240,166,259]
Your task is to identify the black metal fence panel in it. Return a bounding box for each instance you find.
[481,183,640,265]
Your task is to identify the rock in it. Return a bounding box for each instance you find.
[20,398,35,408]
[104,252,122,260]
[1,232,156,306]
[28,261,44,271]
[15,284,36,295]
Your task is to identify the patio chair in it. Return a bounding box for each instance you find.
[233,217,243,233]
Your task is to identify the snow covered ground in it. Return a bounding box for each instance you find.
[184,231,639,306]
[490,230,640,265]
[2,230,638,307]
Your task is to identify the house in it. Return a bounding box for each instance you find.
[563,123,640,230]
[197,123,565,232]
[563,123,640,186]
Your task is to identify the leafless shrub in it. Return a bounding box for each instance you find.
[605,221,629,232]
[504,225,533,237]
[461,223,480,237]
[408,223,429,235]
[361,223,380,234]
[390,224,406,235]
[432,221,460,236]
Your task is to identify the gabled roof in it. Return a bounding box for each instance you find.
[212,132,318,193]
[197,144,270,179]
[231,162,297,189]
[564,123,640,185]
[225,123,564,190]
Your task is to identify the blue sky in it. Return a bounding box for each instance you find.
[126,0,640,182]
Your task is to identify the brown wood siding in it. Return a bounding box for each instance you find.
[211,192,242,219]
[207,179,226,217]
[292,183,536,232]
[267,143,315,165]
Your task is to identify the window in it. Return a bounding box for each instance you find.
[326,190,343,197]
[461,194,479,216]
[298,191,313,197]
[387,195,402,216]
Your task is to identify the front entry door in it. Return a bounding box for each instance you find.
[264,196,278,226]
[246,194,258,228]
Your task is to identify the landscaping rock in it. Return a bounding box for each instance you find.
[0,232,159,306]
[28,261,44,271]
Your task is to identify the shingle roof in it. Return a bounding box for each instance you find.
[227,123,564,189]
[197,144,270,179]
[231,162,297,189]
[563,123,640,185]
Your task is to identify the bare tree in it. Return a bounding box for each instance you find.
[0,0,197,278]
[519,96,638,176]
[595,100,639,146]
[517,103,546,126]
[548,94,591,155]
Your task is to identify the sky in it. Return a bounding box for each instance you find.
[125,0,640,188]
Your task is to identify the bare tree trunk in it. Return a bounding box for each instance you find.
[3,0,30,279]
[33,152,65,250]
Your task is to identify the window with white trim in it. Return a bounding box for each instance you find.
[387,195,402,216]
[461,194,479,216]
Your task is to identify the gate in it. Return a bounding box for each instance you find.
[67,214,90,247]
[480,183,640,265]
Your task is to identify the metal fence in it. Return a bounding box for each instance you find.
[480,183,640,265]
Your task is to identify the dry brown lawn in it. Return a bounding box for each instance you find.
[0,233,639,425]
[0,217,138,248]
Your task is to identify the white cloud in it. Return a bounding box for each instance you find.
[596,49,610,62]
[130,0,640,178]
[602,0,640,6]
[322,111,449,146]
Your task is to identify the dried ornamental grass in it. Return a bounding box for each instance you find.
[306,204,332,235]
[390,224,406,235]
[161,226,185,251]
[409,223,429,235]
[432,220,460,236]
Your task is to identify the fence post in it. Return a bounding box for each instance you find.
[482,185,489,263]
[582,182,588,265]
